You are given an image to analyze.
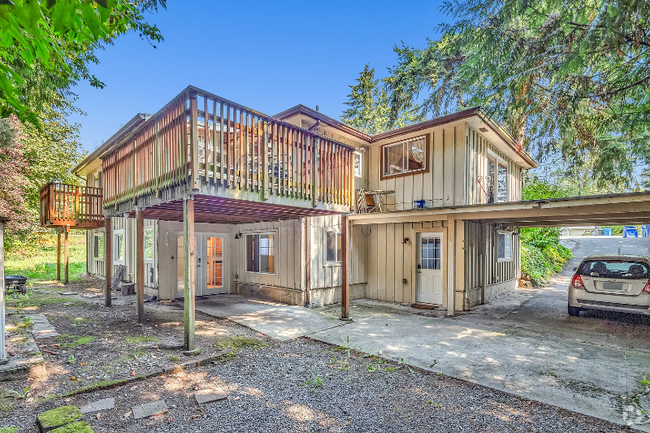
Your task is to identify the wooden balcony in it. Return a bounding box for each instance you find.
[40,183,104,229]
[101,86,355,220]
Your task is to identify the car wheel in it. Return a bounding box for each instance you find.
[568,304,581,317]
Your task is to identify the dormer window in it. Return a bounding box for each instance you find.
[381,135,429,180]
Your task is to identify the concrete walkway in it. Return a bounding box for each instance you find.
[193,295,347,341]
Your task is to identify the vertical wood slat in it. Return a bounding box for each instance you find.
[220,103,225,185]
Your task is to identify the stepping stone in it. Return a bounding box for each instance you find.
[194,389,228,404]
[132,400,168,419]
[79,398,115,414]
[37,405,82,431]
[29,314,60,340]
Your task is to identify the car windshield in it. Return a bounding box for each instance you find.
[577,260,650,279]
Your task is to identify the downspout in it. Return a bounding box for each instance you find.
[304,218,311,308]
[308,120,321,132]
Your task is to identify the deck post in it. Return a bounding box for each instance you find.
[105,217,112,308]
[56,231,61,282]
[446,218,456,316]
[63,226,70,285]
[304,218,311,308]
[183,196,197,353]
[341,214,350,319]
[136,210,144,323]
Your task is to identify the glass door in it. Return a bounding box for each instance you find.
[203,234,228,295]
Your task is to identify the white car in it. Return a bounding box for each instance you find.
[568,255,650,316]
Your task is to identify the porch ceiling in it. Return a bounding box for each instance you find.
[129,194,338,224]
[349,191,650,228]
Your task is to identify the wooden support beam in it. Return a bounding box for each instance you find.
[446,219,456,316]
[56,232,61,282]
[183,197,197,353]
[105,218,112,307]
[136,210,144,323]
[64,226,70,285]
[341,214,350,319]
[304,218,311,307]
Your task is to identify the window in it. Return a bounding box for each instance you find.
[498,232,513,261]
[326,231,342,263]
[246,233,275,274]
[144,229,154,260]
[354,151,362,178]
[114,231,125,263]
[487,157,508,203]
[381,135,428,179]
[94,234,104,259]
[420,236,441,270]
[497,163,508,202]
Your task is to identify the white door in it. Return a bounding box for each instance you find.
[416,233,443,305]
[202,234,228,295]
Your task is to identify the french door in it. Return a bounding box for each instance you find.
[416,232,444,305]
[176,233,228,298]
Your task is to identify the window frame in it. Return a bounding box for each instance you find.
[497,161,508,203]
[113,230,125,264]
[380,134,430,180]
[354,151,363,179]
[325,230,343,265]
[245,232,276,275]
[497,231,513,262]
[93,233,104,259]
[144,228,155,261]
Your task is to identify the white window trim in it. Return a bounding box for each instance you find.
[354,151,363,179]
[497,231,514,262]
[93,233,104,260]
[244,231,277,275]
[324,230,342,267]
[114,229,125,265]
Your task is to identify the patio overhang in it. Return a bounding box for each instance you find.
[348,191,650,227]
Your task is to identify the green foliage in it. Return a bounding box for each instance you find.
[57,335,96,349]
[0,0,165,124]
[50,421,93,433]
[5,233,86,280]
[36,406,82,430]
[375,0,650,183]
[341,64,423,134]
[520,175,573,285]
[216,336,267,352]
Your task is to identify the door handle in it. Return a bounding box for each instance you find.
[417,264,422,269]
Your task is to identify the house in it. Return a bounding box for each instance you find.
[39,85,539,349]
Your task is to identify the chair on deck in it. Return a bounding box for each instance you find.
[356,189,384,213]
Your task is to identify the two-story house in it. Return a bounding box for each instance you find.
[40,85,537,349]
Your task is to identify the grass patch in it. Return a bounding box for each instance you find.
[123,336,160,344]
[168,355,179,362]
[216,336,267,352]
[51,421,93,433]
[56,335,96,349]
[0,388,16,416]
[6,290,87,310]
[219,351,236,362]
[300,375,324,390]
[5,234,86,282]
[38,377,146,403]
[116,349,148,363]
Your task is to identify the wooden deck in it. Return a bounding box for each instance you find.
[39,183,104,229]
[102,86,355,217]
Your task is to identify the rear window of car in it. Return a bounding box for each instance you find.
[577,260,650,279]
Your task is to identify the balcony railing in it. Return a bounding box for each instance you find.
[101,86,355,211]
[39,183,104,229]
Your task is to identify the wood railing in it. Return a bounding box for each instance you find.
[102,86,355,210]
[40,183,104,229]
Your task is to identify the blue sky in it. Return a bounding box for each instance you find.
[70,0,446,153]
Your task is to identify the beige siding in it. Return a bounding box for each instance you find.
[465,125,523,205]
[464,221,520,308]
[366,220,449,307]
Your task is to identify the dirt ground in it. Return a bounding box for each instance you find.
[0,278,636,432]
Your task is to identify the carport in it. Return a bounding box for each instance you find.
[344,191,650,316]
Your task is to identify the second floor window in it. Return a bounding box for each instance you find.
[488,157,508,203]
[381,135,428,179]
[497,163,508,202]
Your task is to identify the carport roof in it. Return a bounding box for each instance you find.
[349,191,650,227]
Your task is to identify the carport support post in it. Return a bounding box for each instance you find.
[446,218,456,316]
[105,217,112,308]
[64,226,70,285]
[341,214,350,319]
[136,210,145,323]
[183,196,197,353]
[56,231,61,282]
